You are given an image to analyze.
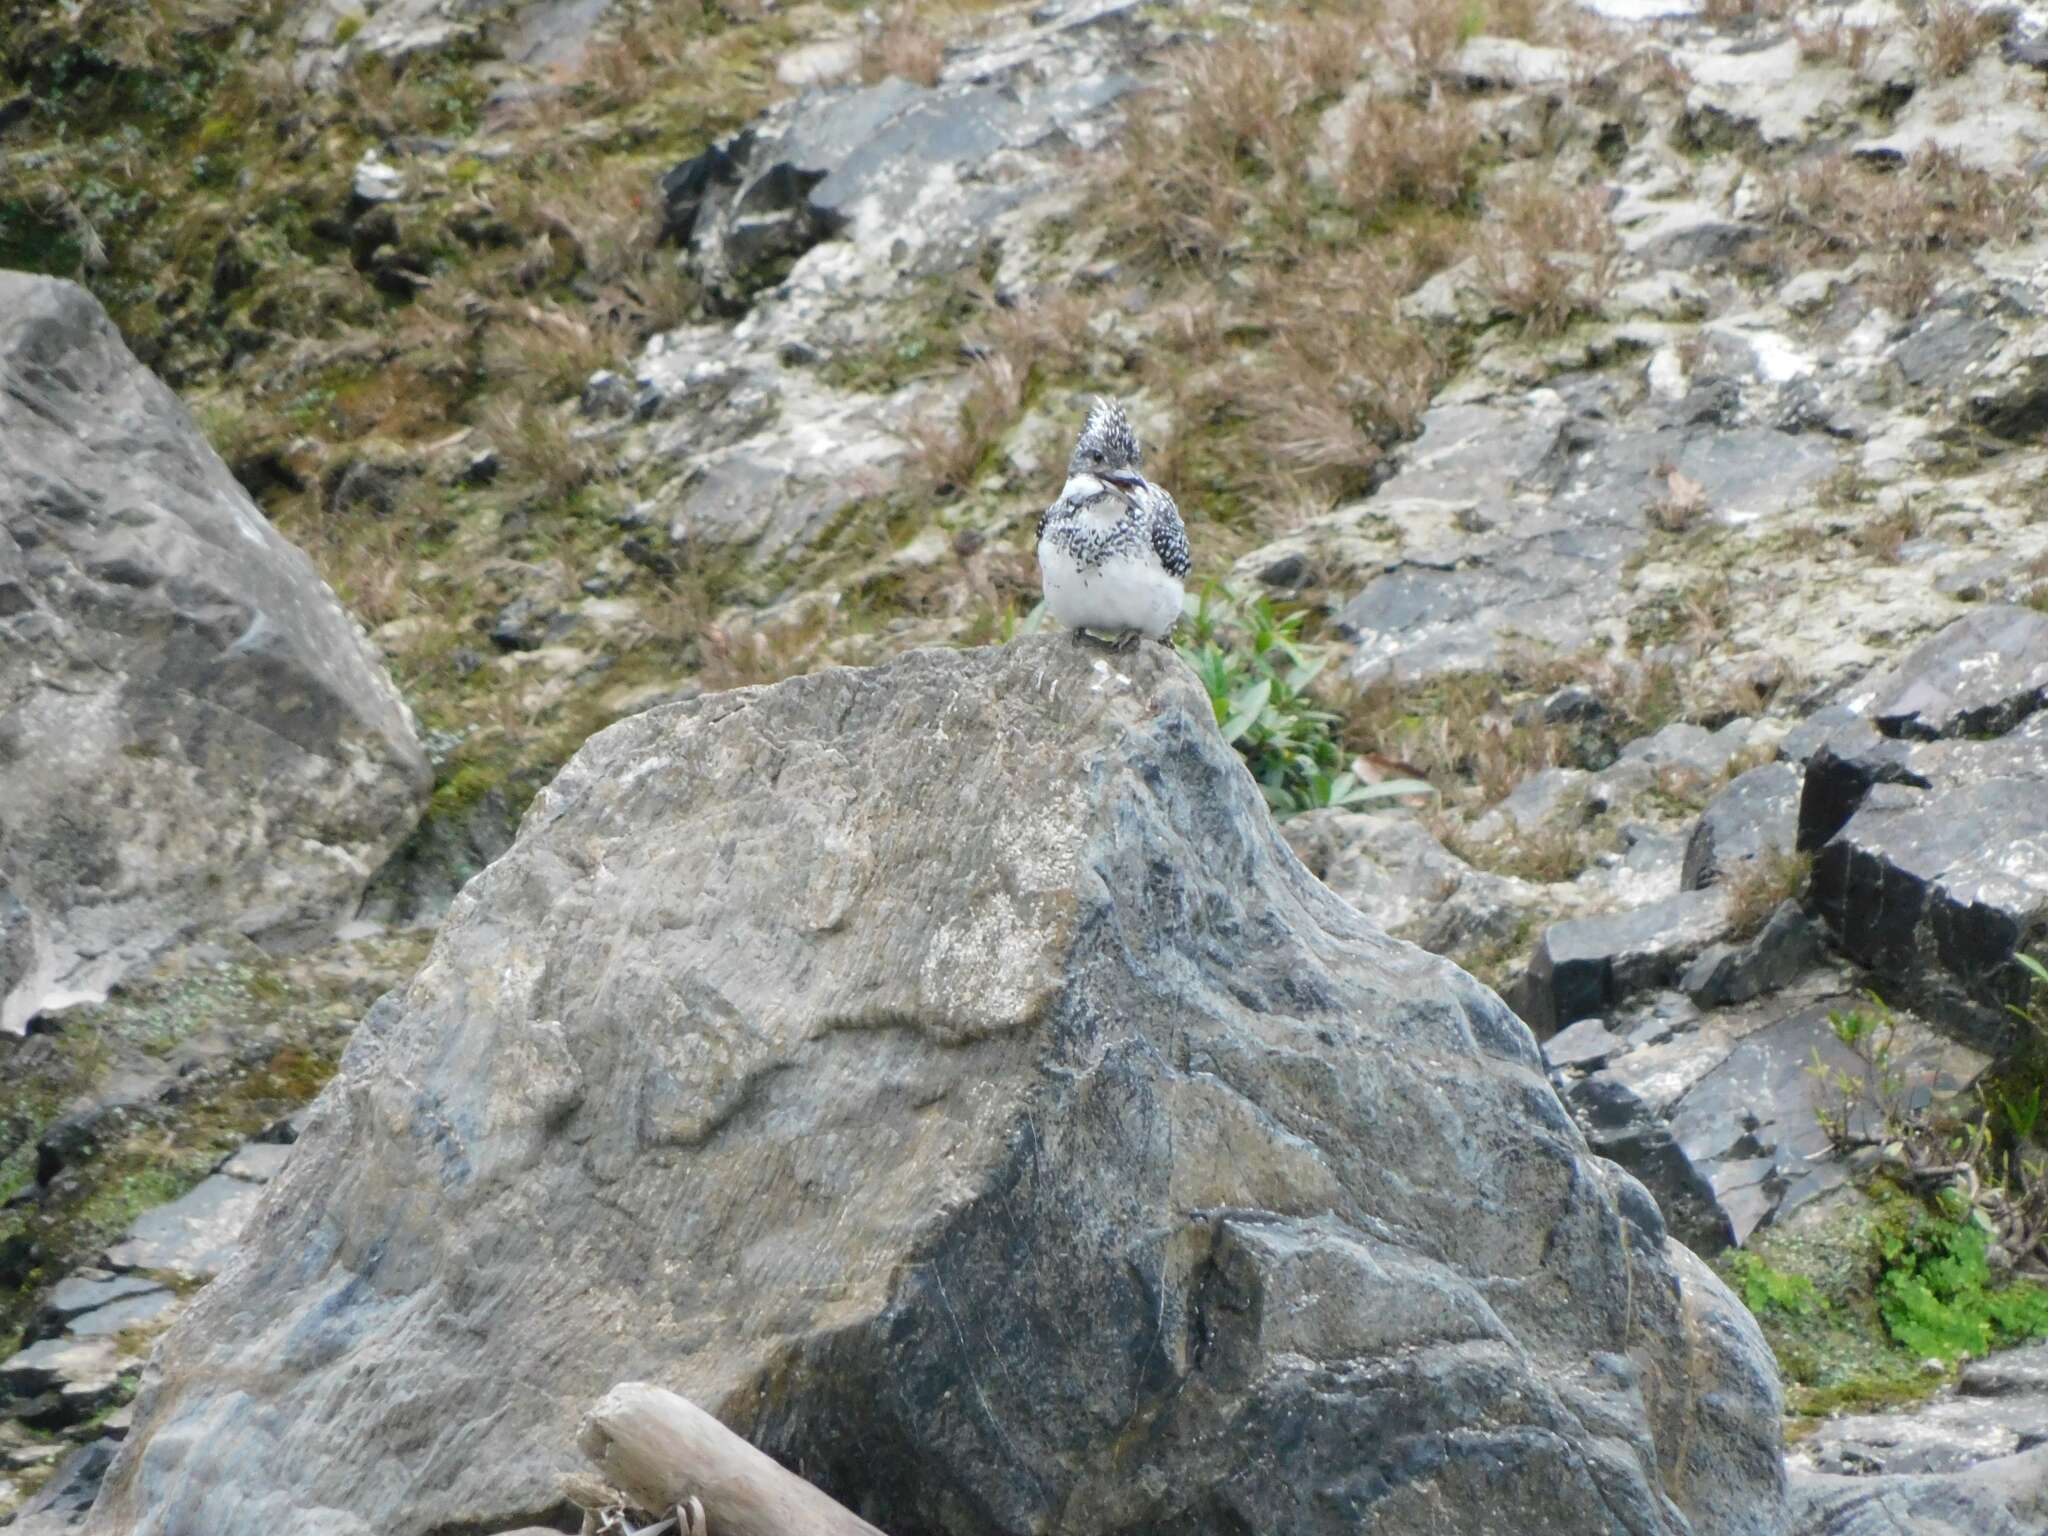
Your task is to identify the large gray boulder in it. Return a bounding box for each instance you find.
[90,637,1785,1536]
[0,273,430,1034]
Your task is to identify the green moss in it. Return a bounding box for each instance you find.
[1722,1251,1822,1319]
[333,12,363,43]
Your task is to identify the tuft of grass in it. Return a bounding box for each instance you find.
[1722,847,1811,940]
[1919,0,2002,79]
[1474,174,1618,338]
[1758,148,2036,318]
[862,7,945,86]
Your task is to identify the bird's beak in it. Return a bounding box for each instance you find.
[1104,473,1141,494]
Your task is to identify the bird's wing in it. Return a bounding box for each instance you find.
[1147,487,1192,579]
[1035,498,1056,543]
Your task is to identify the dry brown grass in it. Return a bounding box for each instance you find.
[1334,671,1567,809]
[1475,176,1619,337]
[1335,94,1481,219]
[1761,147,2037,316]
[1849,503,1924,562]
[1646,464,1710,533]
[1919,0,2003,78]
[906,354,1025,495]
[1701,0,1795,26]
[479,398,604,500]
[1796,16,1880,70]
[1723,847,1812,940]
[862,8,946,86]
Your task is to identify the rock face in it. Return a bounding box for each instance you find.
[0,273,430,1034]
[1554,979,1985,1254]
[1799,608,2048,1044]
[91,638,1785,1536]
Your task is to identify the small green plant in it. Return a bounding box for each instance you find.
[333,13,365,44]
[1723,1251,1822,1319]
[1875,1198,2048,1360]
[1177,587,1433,818]
[1811,995,1906,1148]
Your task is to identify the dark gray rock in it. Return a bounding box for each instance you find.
[91,638,1786,1536]
[1962,1340,2048,1399]
[1846,605,2048,742]
[1542,684,1606,723]
[5,1437,117,1534]
[1519,886,1732,1034]
[1542,1015,1627,1072]
[1567,987,1983,1254]
[1891,309,2008,392]
[681,37,1133,308]
[0,1337,124,1429]
[1806,727,2048,1043]
[1682,902,1824,1009]
[1778,705,1866,768]
[1790,1445,2048,1536]
[1683,761,1802,890]
[488,595,563,653]
[0,273,430,1036]
[1794,721,1926,853]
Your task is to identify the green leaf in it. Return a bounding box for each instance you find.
[1221,677,1272,743]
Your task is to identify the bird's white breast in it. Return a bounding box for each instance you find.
[1037,531,1184,640]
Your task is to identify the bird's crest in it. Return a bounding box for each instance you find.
[1069,396,1142,475]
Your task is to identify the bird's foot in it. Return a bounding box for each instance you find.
[1114,628,1143,653]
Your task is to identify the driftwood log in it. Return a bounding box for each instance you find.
[578,1382,888,1536]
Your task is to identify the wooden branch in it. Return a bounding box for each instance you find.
[578,1382,888,1536]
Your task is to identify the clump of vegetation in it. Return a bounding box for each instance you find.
[1177,588,1432,818]
[1875,1196,2048,1360]
[1754,974,2048,1378]
[1718,961,2048,1417]
[1723,1250,1823,1319]
[1722,846,1810,941]
[1757,147,2038,318]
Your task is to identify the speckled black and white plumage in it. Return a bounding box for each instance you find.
[1036,399,1190,642]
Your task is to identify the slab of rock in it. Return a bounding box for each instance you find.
[0,1336,125,1428]
[1962,1340,2048,1399]
[1842,604,2048,741]
[5,1438,119,1536]
[92,638,1787,1536]
[62,1289,177,1340]
[1792,1392,2048,1478]
[218,1141,294,1183]
[1683,760,1802,890]
[0,273,429,1035]
[36,1273,162,1332]
[1804,724,2048,1041]
[1518,885,1732,1033]
[1682,901,1824,1009]
[1282,809,1538,958]
[1328,371,1837,683]
[101,1173,263,1281]
[1563,987,1984,1253]
[1790,1444,2048,1536]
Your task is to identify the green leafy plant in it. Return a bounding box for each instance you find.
[1722,1251,1822,1319]
[1177,587,1433,819]
[1875,1199,2048,1360]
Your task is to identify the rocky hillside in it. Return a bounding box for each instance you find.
[4,0,2048,1526]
